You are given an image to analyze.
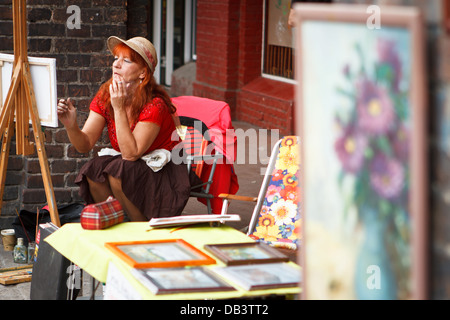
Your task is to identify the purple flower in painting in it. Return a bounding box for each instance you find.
[377,38,402,93]
[369,153,404,200]
[356,77,395,135]
[335,124,368,174]
[334,40,410,255]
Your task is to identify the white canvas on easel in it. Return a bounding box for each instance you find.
[0,53,58,128]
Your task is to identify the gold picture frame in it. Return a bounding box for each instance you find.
[204,242,289,266]
[105,239,216,269]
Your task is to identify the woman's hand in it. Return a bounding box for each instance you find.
[57,98,77,129]
[109,78,128,112]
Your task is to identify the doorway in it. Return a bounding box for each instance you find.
[149,0,197,86]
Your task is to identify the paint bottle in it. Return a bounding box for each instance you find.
[28,241,36,264]
[13,238,27,264]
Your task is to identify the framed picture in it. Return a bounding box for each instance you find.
[211,262,301,291]
[131,267,235,295]
[294,4,428,299]
[204,242,289,265]
[105,239,216,269]
[0,53,58,128]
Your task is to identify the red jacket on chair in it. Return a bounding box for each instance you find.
[172,96,239,213]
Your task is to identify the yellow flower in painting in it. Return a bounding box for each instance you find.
[269,199,298,226]
[253,224,280,242]
[276,144,300,175]
[306,222,355,299]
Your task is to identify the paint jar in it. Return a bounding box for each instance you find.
[1,229,16,251]
[28,241,36,264]
[13,238,28,264]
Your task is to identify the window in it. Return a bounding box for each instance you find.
[262,0,332,82]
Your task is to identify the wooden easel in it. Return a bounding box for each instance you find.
[0,0,60,227]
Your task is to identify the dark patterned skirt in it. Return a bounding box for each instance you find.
[75,155,196,220]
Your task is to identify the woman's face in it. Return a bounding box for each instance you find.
[112,52,146,85]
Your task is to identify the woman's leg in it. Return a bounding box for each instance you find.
[108,175,147,221]
[87,177,113,202]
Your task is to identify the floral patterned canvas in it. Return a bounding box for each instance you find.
[300,20,419,299]
[248,136,301,250]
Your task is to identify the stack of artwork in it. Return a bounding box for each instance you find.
[106,239,300,295]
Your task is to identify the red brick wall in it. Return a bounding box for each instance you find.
[238,78,294,135]
[193,0,240,117]
[237,0,263,87]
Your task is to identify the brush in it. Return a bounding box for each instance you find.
[14,208,31,244]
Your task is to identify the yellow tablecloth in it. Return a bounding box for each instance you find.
[45,222,301,299]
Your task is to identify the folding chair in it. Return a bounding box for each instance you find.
[177,116,223,215]
[172,96,239,215]
[219,136,301,252]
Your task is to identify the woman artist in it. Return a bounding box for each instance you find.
[57,36,191,221]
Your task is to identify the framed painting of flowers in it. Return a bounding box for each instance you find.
[294,4,428,300]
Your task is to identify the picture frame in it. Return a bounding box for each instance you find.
[211,262,301,291]
[131,267,236,295]
[105,239,216,269]
[0,53,58,128]
[204,242,289,266]
[294,4,428,299]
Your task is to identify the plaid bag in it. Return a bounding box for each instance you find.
[80,196,124,230]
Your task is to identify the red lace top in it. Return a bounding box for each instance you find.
[90,94,179,155]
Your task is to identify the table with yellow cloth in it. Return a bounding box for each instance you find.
[45,222,301,300]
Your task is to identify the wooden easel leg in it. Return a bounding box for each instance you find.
[23,66,60,227]
[0,63,21,136]
[30,120,60,227]
[0,108,15,209]
[16,0,33,156]
[16,82,24,154]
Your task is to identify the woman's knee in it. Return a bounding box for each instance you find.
[108,175,123,193]
[86,177,112,202]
